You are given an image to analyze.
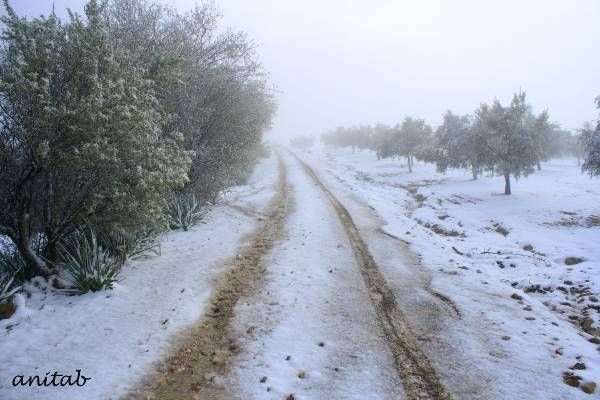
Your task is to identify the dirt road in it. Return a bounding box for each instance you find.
[131,150,453,400]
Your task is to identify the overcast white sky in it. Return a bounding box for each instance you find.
[5,0,600,139]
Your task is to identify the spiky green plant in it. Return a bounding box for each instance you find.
[98,228,160,264]
[0,249,27,285]
[167,193,206,231]
[60,228,122,294]
[0,271,20,303]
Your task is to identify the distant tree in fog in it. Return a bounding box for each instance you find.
[324,118,433,172]
[544,129,580,163]
[581,98,600,176]
[320,90,571,188]
[528,110,559,170]
[290,135,315,151]
[396,117,433,173]
[372,123,395,159]
[473,92,539,194]
[320,125,373,152]
[432,112,481,179]
[320,127,346,149]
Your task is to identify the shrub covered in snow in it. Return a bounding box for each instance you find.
[167,194,206,232]
[0,1,191,278]
[60,229,122,294]
[0,0,274,280]
[0,248,27,285]
[98,228,160,265]
[0,270,20,304]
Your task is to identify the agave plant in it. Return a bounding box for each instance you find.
[0,249,27,285]
[204,189,223,206]
[60,228,122,294]
[98,228,160,264]
[0,271,20,303]
[167,193,206,231]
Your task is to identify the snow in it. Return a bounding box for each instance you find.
[0,155,279,400]
[3,146,599,399]
[302,148,600,399]
[226,151,404,399]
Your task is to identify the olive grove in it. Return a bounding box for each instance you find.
[320,92,583,194]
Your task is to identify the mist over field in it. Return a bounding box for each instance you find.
[7,0,600,140]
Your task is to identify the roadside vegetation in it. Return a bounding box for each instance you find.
[0,0,275,311]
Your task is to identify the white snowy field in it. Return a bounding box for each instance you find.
[303,148,600,398]
[0,155,279,400]
[2,147,599,400]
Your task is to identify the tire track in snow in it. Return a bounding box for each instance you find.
[378,228,461,319]
[290,150,452,400]
[129,152,289,400]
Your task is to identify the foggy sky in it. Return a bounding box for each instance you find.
[5,0,600,140]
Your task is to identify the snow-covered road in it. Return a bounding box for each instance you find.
[134,150,460,400]
[225,151,409,399]
[4,148,598,400]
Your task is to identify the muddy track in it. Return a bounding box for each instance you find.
[290,150,451,400]
[223,202,269,219]
[378,228,461,319]
[128,152,289,400]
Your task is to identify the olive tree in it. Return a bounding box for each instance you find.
[581,98,600,177]
[473,93,538,194]
[433,111,482,179]
[397,117,432,172]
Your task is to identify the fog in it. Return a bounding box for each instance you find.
[7,0,600,140]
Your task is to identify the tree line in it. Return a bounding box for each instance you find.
[0,0,274,294]
[321,92,593,195]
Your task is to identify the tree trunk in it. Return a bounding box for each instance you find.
[16,234,50,278]
[15,213,51,278]
[503,173,511,195]
[472,166,478,180]
[407,155,412,173]
[537,161,542,171]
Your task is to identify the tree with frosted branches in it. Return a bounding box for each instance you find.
[473,92,539,194]
[397,117,432,173]
[433,111,482,179]
[581,97,600,177]
[0,0,190,276]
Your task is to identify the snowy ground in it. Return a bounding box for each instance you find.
[0,155,279,400]
[302,147,600,398]
[3,147,600,400]
[225,151,404,399]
